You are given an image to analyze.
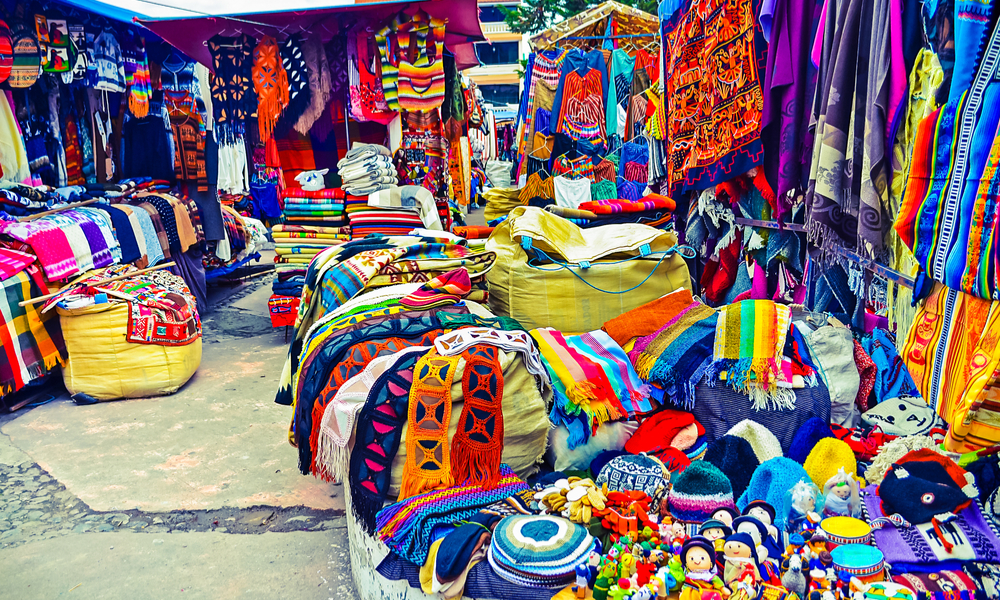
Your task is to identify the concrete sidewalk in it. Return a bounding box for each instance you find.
[0,274,357,600]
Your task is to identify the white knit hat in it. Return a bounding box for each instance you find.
[726,419,783,464]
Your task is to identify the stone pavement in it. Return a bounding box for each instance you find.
[0,265,358,600]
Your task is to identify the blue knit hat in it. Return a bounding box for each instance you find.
[737,457,809,530]
[489,516,596,588]
[704,435,759,498]
[787,418,834,463]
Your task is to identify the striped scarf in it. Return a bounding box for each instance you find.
[712,300,795,410]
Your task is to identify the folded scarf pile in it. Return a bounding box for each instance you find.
[399,268,472,310]
[338,143,398,195]
[629,296,719,409]
[531,328,627,449]
[602,289,696,347]
[578,194,676,215]
[375,465,529,565]
[712,300,795,410]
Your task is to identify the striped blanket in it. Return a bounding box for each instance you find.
[1,267,66,395]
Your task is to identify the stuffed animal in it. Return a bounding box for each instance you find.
[781,555,807,598]
[294,169,328,191]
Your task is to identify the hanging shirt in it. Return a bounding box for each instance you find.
[93,29,125,92]
[554,175,593,208]
[556,68,606,142]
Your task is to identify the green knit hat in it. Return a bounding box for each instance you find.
[667,460,735,523]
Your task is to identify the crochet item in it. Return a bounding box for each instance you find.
[436,312,525,332]
[726,419,784,463]
[703,435,759,498]
[400,351,458,499]
[786,417,835,463]
[488,515,596,588]
[251,36,289,141]
[803,437,858,488]
[712,300,795,410]
[736,457,809,530]
[347,349,425,532]
[668,460,736,523]
[865,435,941,486]
[376,464,529,564]
[450,344,505,488]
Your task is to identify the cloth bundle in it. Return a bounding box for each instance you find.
[578,194,676,214]
[338,143,398,196]
[345,193,424,238]
[375,464,529,564]
[0,267,65,396]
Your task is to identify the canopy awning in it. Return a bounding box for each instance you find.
[529,0,659,55]
[56,0,485,70]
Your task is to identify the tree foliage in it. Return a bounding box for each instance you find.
[500,0,659,35]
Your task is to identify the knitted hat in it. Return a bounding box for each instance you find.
[737,457,810,530]
[668,460,735,523]
[879,449,978,525]
[742,500,777,526]
[804,438,857,488]
[681,535,716,567]
[862,395,944,436]
[436,512,501,580]
[596,453,670,504]
[787,418,835,463]
[671,423,701,451]
[489,515,596,588]
[685,436,709,461]
[589,450,628,480]
[625,409,700,456]
[704,435,760,498]
[699,519,732,537]
[726,419,783,463]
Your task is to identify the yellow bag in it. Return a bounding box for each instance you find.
[486,206,693,333]
[484,187,522,223]
[58,302,202,401]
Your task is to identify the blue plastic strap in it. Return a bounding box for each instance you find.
[639,243,651,257]
[580,261,592,270]
[525,244,696,295]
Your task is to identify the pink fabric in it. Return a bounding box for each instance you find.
[751,260,768,300]
[887,0,907,136]
[810,0,828,68]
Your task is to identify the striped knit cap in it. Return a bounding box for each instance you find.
[668,460,735,523]
[489,515,596,588]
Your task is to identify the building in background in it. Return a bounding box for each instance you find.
[463,1,529,111]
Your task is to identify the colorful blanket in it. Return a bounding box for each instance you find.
[283,187,345,199]
[629,296,719,409]
[602,289,696,346]
[0,248,37,280]
[272,224,351,235]
[712,300,794,409]
[1,267,66,395]
[375,464,529,565]
[532,327,627,448]
[0,219,79,280]
[578,194,676,214]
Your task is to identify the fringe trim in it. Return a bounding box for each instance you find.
[314,428,349,484]
[715,358,797,411]
[451,442,502,490]
[351,484,385,536]
[1,354,63,398]
[398,469,454,501]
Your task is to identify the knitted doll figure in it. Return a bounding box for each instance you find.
[679,537,730,600]
[821,468,861,518]
[786,480,823,533]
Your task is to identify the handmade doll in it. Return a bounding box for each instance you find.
[742,501,783,568]
[821,468,861,518]
[712,506,740,529]
[786,480,823,533]
[576,563,591,598]
[723,532,760,591]
[594,562,618,600]
[699,519,732,572]
[679,537,730,600]
[670,521,688,554]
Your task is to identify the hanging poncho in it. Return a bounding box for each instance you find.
[252,36,289,142]
[208,34,255,144]
[275,34,311,138]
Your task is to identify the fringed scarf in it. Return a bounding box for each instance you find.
[252,36,289,142]
[712,300,795,410]
[376,464,529,565]
[126,35,151,118]
[399,351,458,500]
[629,299,718,409]
[570,330,652,416]
[295,32,333,135]
[348,349,426,533]
[451,345,505,489]
[399,268,471,310]
[531,328,625,433]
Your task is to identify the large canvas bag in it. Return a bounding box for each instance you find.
[486,206,692,333]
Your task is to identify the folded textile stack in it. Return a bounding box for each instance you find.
[281,188,347,226]
[271,223,350,272]
[488,515,596,588]
[272,271,307,297]
[338,144,398,196]
[345,196,425,239]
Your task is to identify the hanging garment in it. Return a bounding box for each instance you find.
[555,67,606,142]
[208,34,255,144]
[252,36,289,142]
[275,34,312,136]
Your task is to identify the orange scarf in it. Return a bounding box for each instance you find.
[252,36,288,141]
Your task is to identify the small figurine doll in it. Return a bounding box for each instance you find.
[808,550,834,600]
[575,563,591,599]
[698,519,732,572]
[742,501,782,568]
[786,480,823,533]
[678,536,730,600]
[670,521,689,554]
[712,507,740,529]
[723,532,761,591]
[822,468,861,518]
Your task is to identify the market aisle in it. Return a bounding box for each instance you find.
[0,276,357,600]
